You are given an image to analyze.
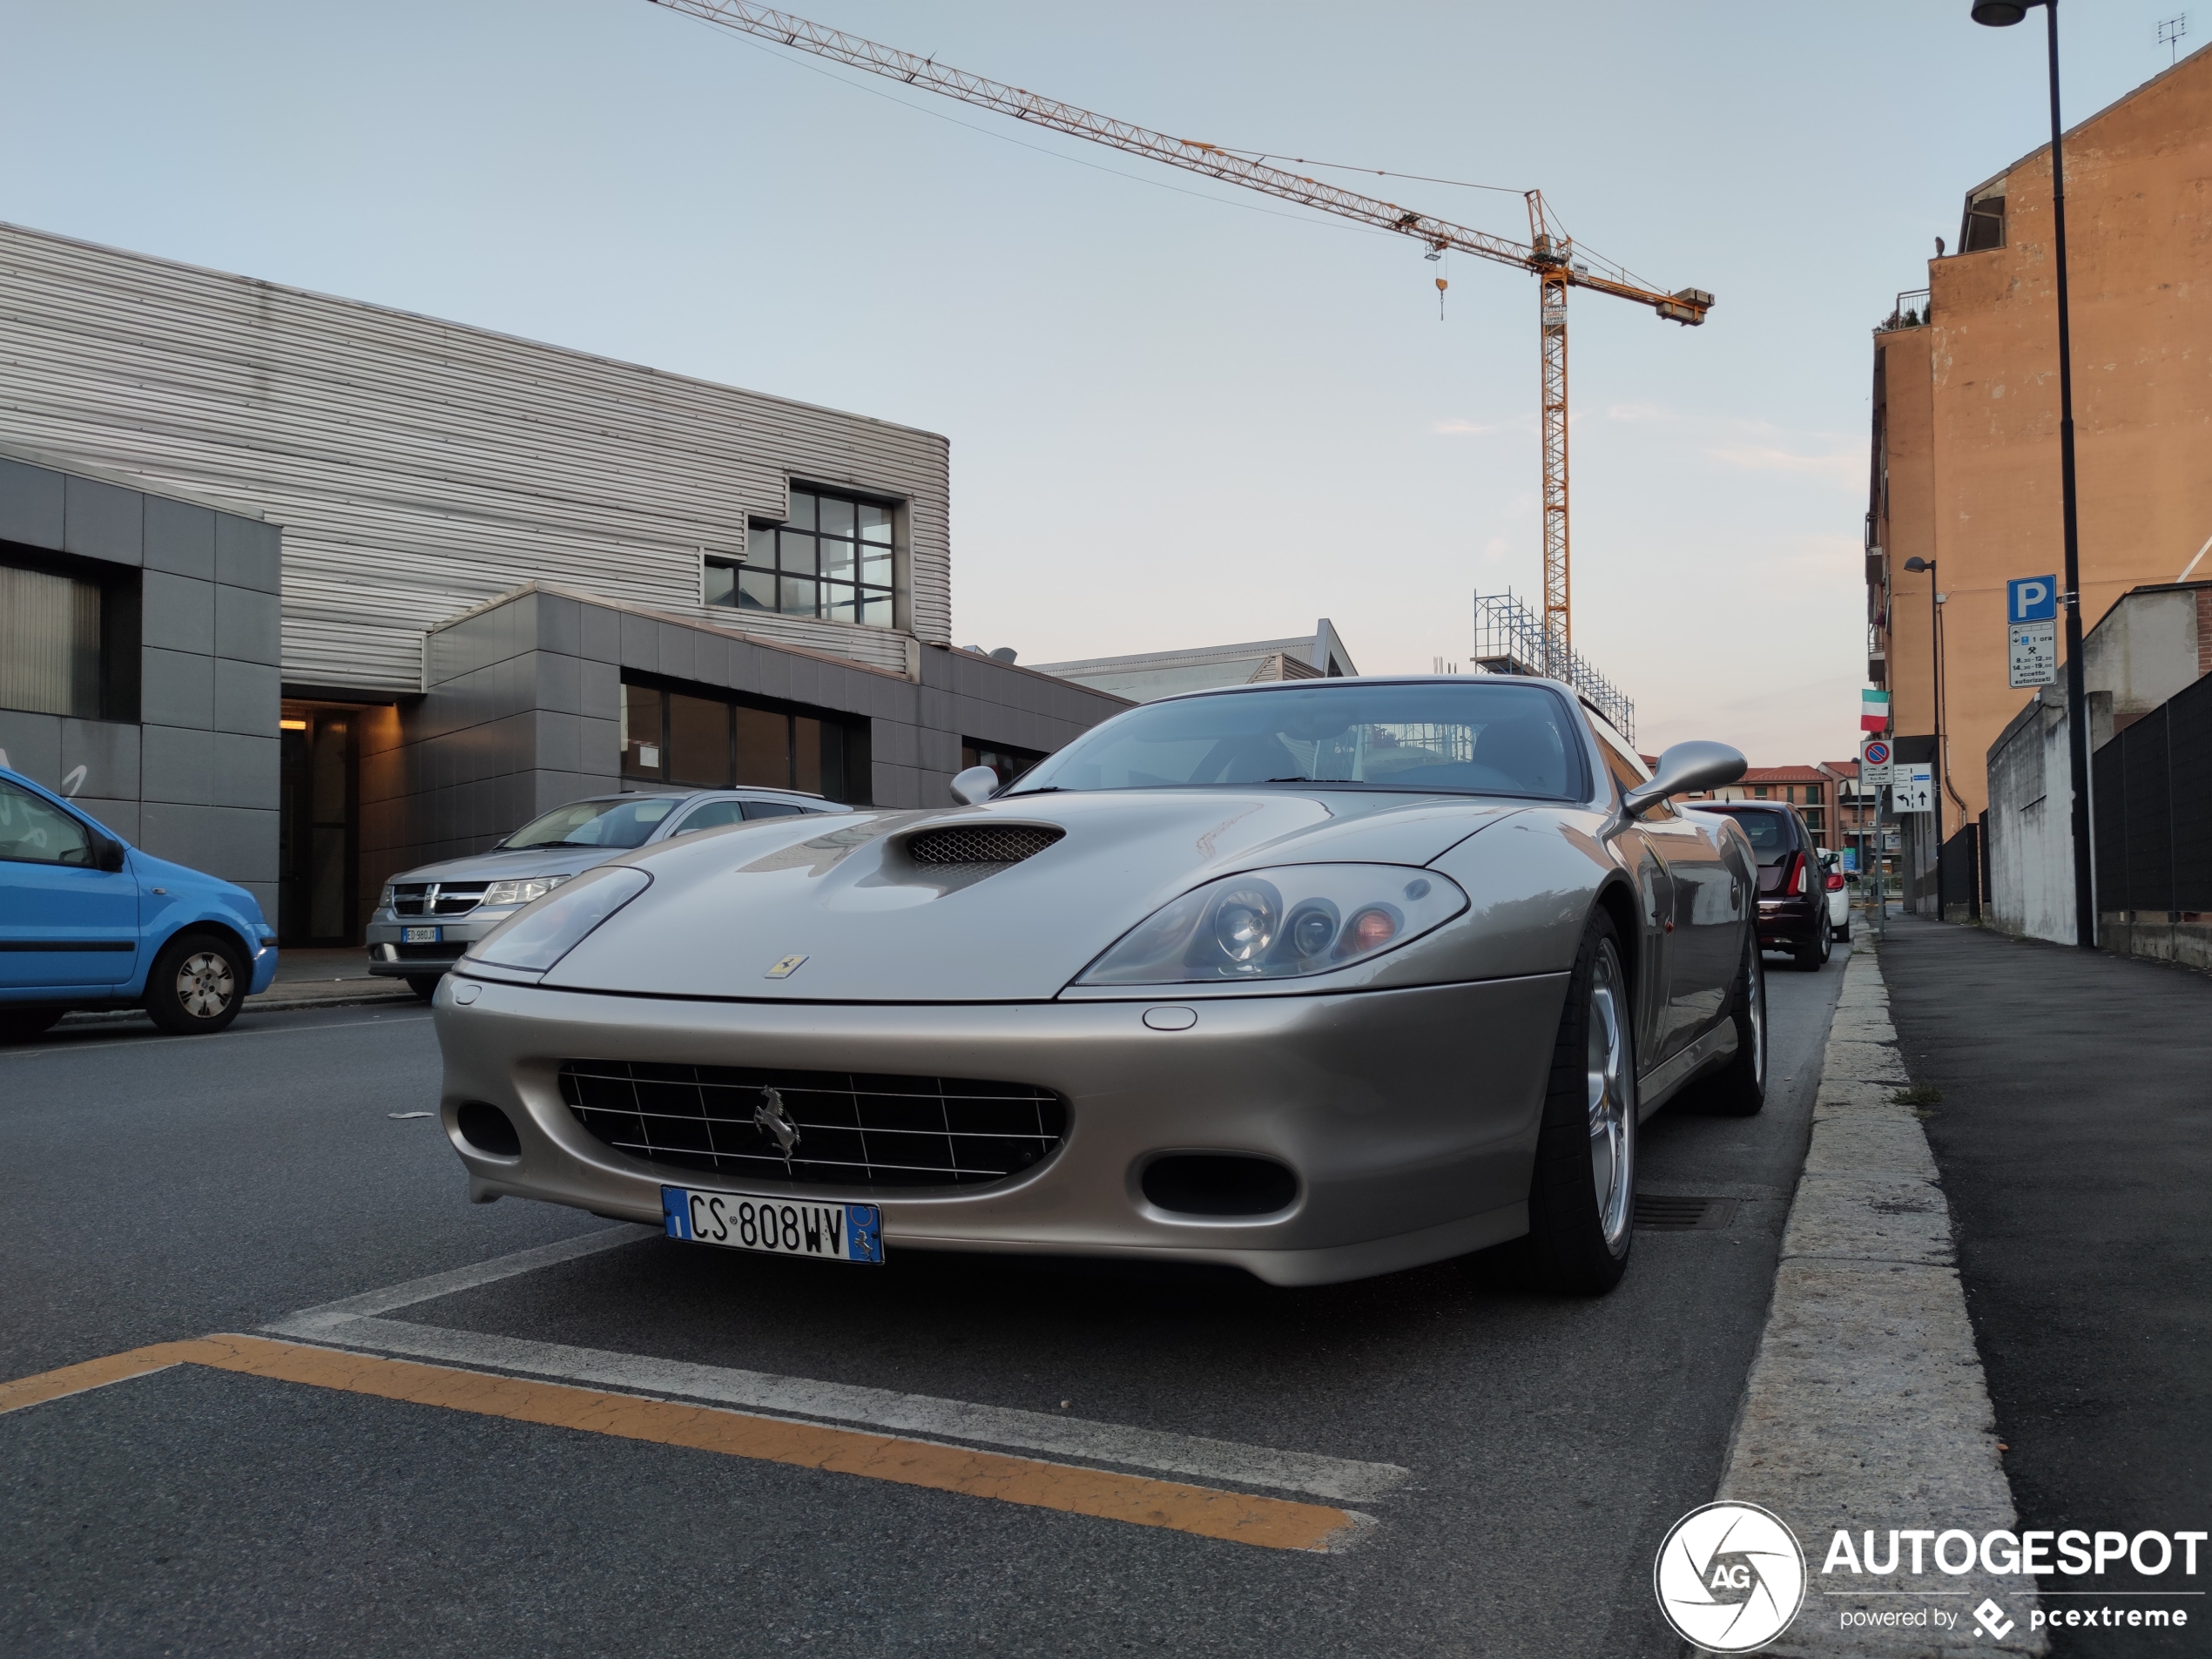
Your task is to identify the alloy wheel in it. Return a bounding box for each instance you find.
[175,951,237,1020]
[1585,941,1634,1254]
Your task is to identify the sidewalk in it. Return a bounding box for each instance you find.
[1880,917,2210,1637]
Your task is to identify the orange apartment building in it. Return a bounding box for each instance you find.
[1867,42,2212,899]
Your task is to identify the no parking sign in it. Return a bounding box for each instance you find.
[1860,737,1893,786]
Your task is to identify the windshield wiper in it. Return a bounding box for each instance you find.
[1002,786,1063,797]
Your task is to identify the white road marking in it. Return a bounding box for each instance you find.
[275,1226,656,1333]
[259,1311,1408,1504]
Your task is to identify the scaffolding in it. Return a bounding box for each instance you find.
[1473,590,1635,743]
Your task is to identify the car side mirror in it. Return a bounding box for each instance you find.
[949,765,999,806]
[1622,740,1746,819]
[97,834,127,873]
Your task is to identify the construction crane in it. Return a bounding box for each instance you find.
[647,0,1713,675]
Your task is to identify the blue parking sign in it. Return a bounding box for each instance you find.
[2008,575,2058,622]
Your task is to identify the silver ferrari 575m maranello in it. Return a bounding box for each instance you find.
[432,676,1763,1293]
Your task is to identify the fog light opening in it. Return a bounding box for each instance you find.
[1141,1154,1298,1217]
[456,1101,522,1158]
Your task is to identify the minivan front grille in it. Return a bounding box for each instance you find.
[905,826,1064,867]
[392,882,490,918]
[560,1062,1066,1189]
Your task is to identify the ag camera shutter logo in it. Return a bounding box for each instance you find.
[1655,1501,1807,1652]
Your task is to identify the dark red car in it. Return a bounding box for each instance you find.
[1682,801,1832,971]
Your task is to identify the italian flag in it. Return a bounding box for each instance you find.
[1860,688,1891,732]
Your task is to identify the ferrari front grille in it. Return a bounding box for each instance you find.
[904,825,1064,867]
[560,1061,1067,1189]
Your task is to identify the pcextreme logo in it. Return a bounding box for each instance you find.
[1654,1501,1809,1653]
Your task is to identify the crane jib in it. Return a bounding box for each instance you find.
[648,0,1713,659]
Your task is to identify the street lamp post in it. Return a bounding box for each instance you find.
[1904,556,1944,914]
[1971,0,2097,949]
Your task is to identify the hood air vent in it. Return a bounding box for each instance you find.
[906,825,1064,868]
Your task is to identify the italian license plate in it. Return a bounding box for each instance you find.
[660,1184,882,1264]
[402,925,442,943]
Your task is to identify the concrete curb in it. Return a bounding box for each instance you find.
[58,984,421,1028]
[1710,946,2046,1656]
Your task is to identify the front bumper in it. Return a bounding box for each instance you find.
[432,972,1569,1287]
[366,911,517,977]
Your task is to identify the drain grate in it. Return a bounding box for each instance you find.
[1634,1194,1740,1231]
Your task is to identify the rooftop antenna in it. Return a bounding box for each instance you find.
[2160,13,2187,64]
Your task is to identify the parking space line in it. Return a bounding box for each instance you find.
[0,1334,1367,1553]
[276,1225,656,1332]
[261,1312,1409,1503]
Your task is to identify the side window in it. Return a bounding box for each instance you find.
[1595,736,1674,819]
[671,800,751,836]
[0,779,95,867]
[743,800,807,820]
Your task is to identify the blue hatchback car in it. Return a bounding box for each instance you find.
[0,766,278,1042]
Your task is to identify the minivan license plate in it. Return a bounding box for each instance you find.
[660,1185,882,1264]
[402,926,442,943]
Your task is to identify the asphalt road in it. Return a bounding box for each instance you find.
[2,949,1845,1658]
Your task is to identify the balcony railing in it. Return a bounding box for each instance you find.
[1876,288,1932,333]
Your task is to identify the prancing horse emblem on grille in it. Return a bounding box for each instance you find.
[753,1087,800,1156]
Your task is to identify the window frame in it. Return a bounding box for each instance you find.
[618,674,872,805]
[705,483,900,632]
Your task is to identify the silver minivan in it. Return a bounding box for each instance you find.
[366,788,851,994]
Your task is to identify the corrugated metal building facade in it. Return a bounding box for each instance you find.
[0,223,1127,945]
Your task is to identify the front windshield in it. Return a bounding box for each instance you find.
[498,796,678,851]
[1008,681,1589,799]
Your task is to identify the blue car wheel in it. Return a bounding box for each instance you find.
[145,931,248,1035]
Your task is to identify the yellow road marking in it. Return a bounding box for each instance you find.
[1,1335,1362,1553]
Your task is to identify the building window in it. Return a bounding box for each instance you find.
[621,679,871,804]
[961,740,1047,788]
[1754,785,1769,799]
[705,487,896,630]
[1960,185,2006,253]
[0,551,139,722]
[1804,784,1823,805]
[1805,808,1825,834]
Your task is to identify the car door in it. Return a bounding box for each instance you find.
[1592,738,1679,1065]
[1649,806,1748,1040]
[0,778,139,990]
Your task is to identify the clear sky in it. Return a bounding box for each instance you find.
[0,1,2192,763]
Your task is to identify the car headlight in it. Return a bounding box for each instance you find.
[482,874,572,907]
[1076,864,1467,986]
[377,882,395,912]
[464,867,651,974]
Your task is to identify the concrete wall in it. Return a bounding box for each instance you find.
[1869,43,2212,823]
[1985,686,2084,942]
[0,450,281,917]
[360,586,1130,897]
[1985,584,2204,944]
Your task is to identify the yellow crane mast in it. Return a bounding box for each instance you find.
[649,0,1713,673]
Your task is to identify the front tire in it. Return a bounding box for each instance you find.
[144,932,246,1035]
[1518,910,1638,1295]
[1699,926,1768,1116]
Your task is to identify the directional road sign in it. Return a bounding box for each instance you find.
[1893,765,1935,814]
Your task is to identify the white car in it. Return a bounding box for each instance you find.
[1816,847,1850,942]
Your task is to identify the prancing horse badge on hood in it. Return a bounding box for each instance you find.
[764,954,807,980]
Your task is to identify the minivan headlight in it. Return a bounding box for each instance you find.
[482,875,571,907]
[465,867,651,974]
[1076,864,1467,986]
[377,882,395,912]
